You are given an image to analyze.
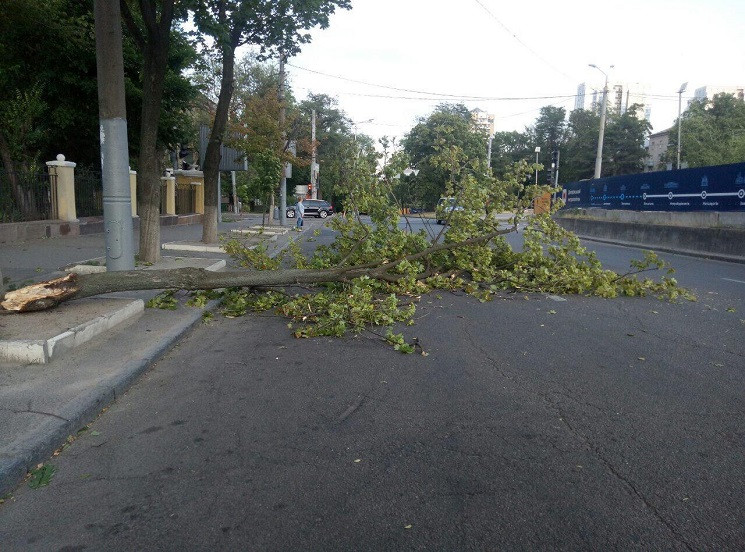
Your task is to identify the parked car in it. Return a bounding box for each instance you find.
[435,197,464,224]
[287,199,335,219]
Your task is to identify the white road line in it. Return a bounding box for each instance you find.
[722,278,745,285]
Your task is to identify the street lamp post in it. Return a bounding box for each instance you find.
[534,146,541,184]
[589,63,613,179]
[677,82,688,170]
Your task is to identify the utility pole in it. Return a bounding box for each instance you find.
[278,52,287,226]
[217,172,222,223]
[93,0,134,271]
[231,170,238,214]
[311,109,317,199]
[677,82,688,170]
[589,64,613,179]
[487,135,494,169]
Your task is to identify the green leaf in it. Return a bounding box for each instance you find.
[28,464,56,489]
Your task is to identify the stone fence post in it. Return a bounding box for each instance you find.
[129,169,137,217]
[161,174,176,215]
[46,154,77,222]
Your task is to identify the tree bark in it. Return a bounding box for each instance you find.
[122,0,175,263]
[202,31,239,244]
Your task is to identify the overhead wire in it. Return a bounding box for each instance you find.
[287,63,575,102]
[470,0,578,84]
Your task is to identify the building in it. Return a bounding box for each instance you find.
[693,85,745,102]
[471,108,495,135]
[575,82,651,121]
[645,129,670,172]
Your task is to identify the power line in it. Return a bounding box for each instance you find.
[327,90,578,102]
[288,63,575,102]
[470,0,577,83]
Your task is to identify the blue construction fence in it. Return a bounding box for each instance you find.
[560,162,745,212]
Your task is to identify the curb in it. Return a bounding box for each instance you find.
[0,300,144,364]
[0,298,221,497]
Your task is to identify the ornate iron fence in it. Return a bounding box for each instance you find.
[0,168,57,222]
[74,165,104,217]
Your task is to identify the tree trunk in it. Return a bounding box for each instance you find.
[122,0,174,263]
[137,34,167,264]
[202,35,238,244]
[0,267,367,312]
[1,228,513,312]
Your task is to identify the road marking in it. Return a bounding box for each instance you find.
[722,278,745,285]
[547,295,567,302]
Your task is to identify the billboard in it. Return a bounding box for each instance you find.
[561,162,745,212]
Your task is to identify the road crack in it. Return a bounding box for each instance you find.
[539,393,696,552]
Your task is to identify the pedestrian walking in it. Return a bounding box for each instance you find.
[295,196,305,230]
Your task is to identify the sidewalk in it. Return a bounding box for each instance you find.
[0,214,316,496]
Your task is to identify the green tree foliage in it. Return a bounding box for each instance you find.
[555,109,598,184]
[668,93,745,168]
[0,0,100,167]
[0,0,196,170]
[490,103,652,185]
[402,104,489,209]
[489,130,534,179]
[602,104,651,176]
[213,149,692,353]
[533,106,567,159]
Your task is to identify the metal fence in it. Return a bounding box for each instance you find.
[161,181,196,214]
[175,182,196,214]
[74,165,104,217]
[561,161,745,212]
[0,168,57,222]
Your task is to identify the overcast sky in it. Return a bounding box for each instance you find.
[284,0,745,144]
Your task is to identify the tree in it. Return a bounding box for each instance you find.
[489,130,534,179]
[667,93,745,168]
[402,103,489,209]
[561,109,600,183]
[3,150,690,358]
[533,106,567,163]
[192,0,351,244]
[120,0,199,263]
[603,104,651,176]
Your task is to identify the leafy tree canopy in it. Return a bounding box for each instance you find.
[669,93,745,168]
[402,103,489,209]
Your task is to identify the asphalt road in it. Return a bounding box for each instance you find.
[0,219,743,551]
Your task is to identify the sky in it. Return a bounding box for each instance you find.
[282,0,745,144]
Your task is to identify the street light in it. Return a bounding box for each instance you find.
[534,146,541,184]
[677,82,688,170]
[589,63,614,179]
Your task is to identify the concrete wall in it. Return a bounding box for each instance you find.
[555,209,745,261]
[0,220,80,243]
[559,208,745,228]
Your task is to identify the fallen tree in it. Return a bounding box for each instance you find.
[1,227,513,312]
[0,155,694,351]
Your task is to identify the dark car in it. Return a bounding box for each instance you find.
[286,199,334,219]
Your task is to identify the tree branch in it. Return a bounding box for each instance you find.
[120,0,145,50]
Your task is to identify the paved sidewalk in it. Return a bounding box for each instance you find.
[0,214,320,495]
